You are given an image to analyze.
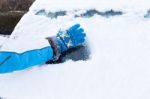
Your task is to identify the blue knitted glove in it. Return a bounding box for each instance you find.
[56,24,86,53]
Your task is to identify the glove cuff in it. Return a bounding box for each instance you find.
[46,37,61,61]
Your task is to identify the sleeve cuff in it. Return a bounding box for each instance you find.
[46,37,61,61]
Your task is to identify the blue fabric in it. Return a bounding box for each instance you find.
[0,46,53,73]
[56,24,86,52]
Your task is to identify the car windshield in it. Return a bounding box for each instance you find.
[35,9,123,19]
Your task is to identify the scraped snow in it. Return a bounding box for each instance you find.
[1,0,150,99]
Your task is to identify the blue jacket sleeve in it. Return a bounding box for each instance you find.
[0,46,54,73]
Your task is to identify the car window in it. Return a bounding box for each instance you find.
[35,9,123,19]
[75,9,123,18]
[144,10,150,18]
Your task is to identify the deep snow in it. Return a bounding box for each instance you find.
[1,0,150,99]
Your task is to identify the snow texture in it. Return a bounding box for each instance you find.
[1,0,150,99]
[0,36,7,46]
[0,36,8,49]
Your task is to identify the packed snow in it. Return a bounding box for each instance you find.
[1,0,150,99]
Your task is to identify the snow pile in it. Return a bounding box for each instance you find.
[1,0,150,99]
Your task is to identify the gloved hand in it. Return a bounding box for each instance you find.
[56,24,86,53]
[47,24,86,61]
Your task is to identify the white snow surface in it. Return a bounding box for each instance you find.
[1,0,150,99]
[0,36,7,45]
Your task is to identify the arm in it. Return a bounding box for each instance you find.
[0,46,53,73]
[0,24,86,73]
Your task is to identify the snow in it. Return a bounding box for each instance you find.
[0,36,7,45]
[30,0,150,13]
[0,36,8,49]
[1,0,150,99]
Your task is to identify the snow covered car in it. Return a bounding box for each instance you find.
[0,2,123,71]
[1,0,150,99]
